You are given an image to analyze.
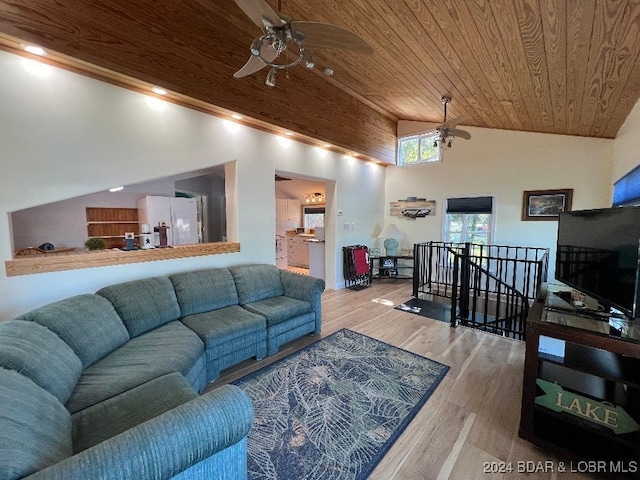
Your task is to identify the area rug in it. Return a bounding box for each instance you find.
[395,297,452,323]
[233,328,449,480]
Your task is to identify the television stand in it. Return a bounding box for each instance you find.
[519,286,640,468]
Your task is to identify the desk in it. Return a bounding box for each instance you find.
[369,255,413,281]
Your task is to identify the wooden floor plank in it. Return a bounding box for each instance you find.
[208,282,602,479]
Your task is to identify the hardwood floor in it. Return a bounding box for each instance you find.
[208,282,596,480]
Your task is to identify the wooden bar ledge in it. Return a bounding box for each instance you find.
[5,242,240,277]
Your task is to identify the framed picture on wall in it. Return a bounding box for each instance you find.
[522,189,573,221]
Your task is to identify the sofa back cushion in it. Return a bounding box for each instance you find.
[97,276,181,338]
[0,368,72,480]
[229,264,284,305]
[170,268,239,316]
[0,320,82,404]
[16,294,130,369]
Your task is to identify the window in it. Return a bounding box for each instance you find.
[613,163,640,206]
[397,131,440,166]
[303,206,325,229]
[444,197,494,246]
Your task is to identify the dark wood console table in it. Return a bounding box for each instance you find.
[519,286,640,465]
[369,255,413,282]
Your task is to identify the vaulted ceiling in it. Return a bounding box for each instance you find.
[1,0,639,165]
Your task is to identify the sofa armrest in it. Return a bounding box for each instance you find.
[280,270,325,306]
[280,270,325,334]
[26,385,253,480]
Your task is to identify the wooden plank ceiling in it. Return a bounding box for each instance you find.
[1,0,639,164]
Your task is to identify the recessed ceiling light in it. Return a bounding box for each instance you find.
[152,87,167,95]
[24,45,46,56]
[323,143,331,148]
[108,186,124,192]
[231,113,243,120]
[285,131,294,136]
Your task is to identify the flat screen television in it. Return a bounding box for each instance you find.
[555,206,640,319]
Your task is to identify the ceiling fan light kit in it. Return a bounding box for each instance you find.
[265,66,277,87]
[433,95,471,149]
[233,0,373,87]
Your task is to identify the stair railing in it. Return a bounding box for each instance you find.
[414,241,549,340]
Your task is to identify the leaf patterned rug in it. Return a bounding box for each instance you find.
[233,328,450,480]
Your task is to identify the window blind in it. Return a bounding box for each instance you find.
[303,207,325,214]
[613,164,640,207]
[446,196,493,214]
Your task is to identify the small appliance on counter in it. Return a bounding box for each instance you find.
[154,223,169,247]
[123,232,136,251]
[140,223,155,249]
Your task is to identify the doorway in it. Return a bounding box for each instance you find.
[275,173,332,282]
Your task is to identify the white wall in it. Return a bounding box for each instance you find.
[613,99,640,183]
[385,126,614,278]
[0,52,385,320]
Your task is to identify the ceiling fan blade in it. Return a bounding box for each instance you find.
[450,128,471,140]
[233,0,283,29]
[437,115,466,131]
[233,43,278,78]
[291,21,373,54]
[233,56,267,78]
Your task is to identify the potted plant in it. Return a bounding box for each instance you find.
[85,238,106,250]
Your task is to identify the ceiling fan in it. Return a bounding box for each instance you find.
[434,96,471,148]
[232,0,373,87]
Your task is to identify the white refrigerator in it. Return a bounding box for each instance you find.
[138,196,200,246]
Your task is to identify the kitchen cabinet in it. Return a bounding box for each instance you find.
[307,240,325,279]
[276,199,301,223]
[287,234,309,268]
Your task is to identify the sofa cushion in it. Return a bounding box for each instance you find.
[72,372,198,454]
[170,268,239,316]
[97,276,181,338]
[181,305,266,355]
[0,320,82,404]
[229,264,284,304]
[242,295,313,326]
[66,321,204,414]
[0,368,72,480]
[16,294,129,369]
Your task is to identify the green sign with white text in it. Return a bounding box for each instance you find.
[535,379,640,435]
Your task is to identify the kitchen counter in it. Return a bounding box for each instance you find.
[5,242,240,277]
[286,232,315,238]
[307,240,325,280]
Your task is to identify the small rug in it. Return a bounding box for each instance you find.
[233,328,449,480]
[395,297,452,323]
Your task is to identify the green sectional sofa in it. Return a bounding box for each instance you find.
[0,264,325,480]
